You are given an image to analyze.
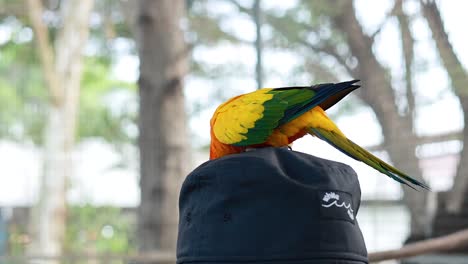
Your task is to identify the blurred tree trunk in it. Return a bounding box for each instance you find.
[136,0,191,252]
[27,0,94,259]
[329,0,429,240]
[421,0,468,213]
[395,0,416,117]
[228,0,263,89]
[253,0,263,89]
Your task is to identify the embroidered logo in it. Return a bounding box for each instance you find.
[318,191,355,222]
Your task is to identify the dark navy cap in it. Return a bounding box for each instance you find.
[177,147,368,263]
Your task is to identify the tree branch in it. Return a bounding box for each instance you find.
[369,228,468,262]
[304,60,340,83]
[310,42,358,77]
[368,0,400,42]
[27,0,63,106]
[366,130,462,152]
[0,0,27,18]
[421,0,468,213]
[420,0,468,96]
[225,0,250,14]
[266,16,358,77]
[225,0,357,77]
[395,0,416,116]
[253,0,263,89]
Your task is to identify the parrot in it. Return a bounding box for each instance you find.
[209,80,429,190]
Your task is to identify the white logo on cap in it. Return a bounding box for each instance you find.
[321,192,354,220]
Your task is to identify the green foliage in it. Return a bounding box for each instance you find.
[189,13,243,45]
[64,204,136,255]
[0,18,47,143]
[78,56,136,145]
[3,206,136,259]
[188,0,245,45]
[6,222,29,257]
[0,80,21,136]
[0,7,137,147]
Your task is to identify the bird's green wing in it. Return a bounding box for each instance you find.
[275,80,359,126]
[212,88,309,146]
[212,80,359,147]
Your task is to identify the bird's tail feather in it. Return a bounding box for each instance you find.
[309,127,430,190]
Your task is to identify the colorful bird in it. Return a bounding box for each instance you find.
[209,80,429,190]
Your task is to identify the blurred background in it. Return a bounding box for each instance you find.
[1,0,468,263]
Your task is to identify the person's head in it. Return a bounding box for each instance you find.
[177,147,368,264]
